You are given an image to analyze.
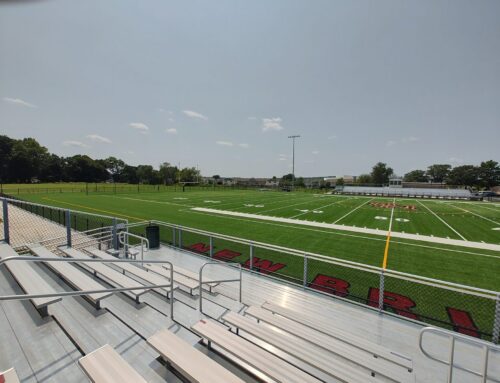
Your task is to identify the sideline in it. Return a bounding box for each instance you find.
[192,207,500,252]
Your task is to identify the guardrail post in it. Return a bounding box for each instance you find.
[378,271,385,312]
[2,199,9,244]
[249,243,254,271]
[493,295,500,344]
[112,218,118,251]
[172,226,176,247]
[178,227,182,248]
[65,210,72,247]
[209,236,213,258]
[303,255,308,288]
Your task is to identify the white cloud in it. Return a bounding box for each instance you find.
[386,140,397,147]
[216,140,233,146]
[86,134,111,144]
[238,143,249,148]
[3,97,38,108]
[262,117,284,132]
[312,150,320,155]
[129,122,149,134]
[166,128,178,134]
[183,110,208,120]
[327,135,337,140]
[63,140,89,148]
[402,136,420,143]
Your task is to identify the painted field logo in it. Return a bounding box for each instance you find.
[370,202,417,211]
[186,242,482,339]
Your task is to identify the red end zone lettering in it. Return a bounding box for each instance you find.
[368,288,419,320]
[213,249,241,261]
[243,257,286,275]
[446,307,480,338]
[309,274,350,297]
[189,242,210,254]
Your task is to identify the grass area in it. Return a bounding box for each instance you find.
[9,187,500,338]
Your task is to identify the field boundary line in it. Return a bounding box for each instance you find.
[41,197,146,221]
[449,204,500,226]
[332,198,374,224]
[192,207,500,251]
[416,200,467,240]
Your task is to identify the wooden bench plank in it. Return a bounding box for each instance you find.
[61,247,149,302]
[147,329,245,383]
[262,301,413,370]
[79,344,147,383]
[0,243,61,312]
[246,305,413,374]
[29,245,112,305]
[191,319,322,383]
[0,367,21,383]
[86,248,176,296]
[223,312,382,383]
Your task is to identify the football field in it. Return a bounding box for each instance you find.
[17,188,500,290]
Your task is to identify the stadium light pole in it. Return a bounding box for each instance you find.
[288,135,300,191]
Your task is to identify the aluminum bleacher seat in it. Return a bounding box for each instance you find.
[0,243,61,317]
[191,319,322,383]
[0,368,20,383]
[28,245,112,309]
[85,247,177,297]
[147,328,245,383]
[223,311,413,382]
[60,247,150,303]
[79,344,147,383]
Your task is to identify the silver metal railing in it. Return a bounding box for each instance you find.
[118,231,149,265]
[419,327,500,383]
[199,262,242,315]
[0,255,176,320]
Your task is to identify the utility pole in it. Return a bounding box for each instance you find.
[288,135,300,191]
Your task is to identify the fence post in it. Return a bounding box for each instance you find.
[112,218,118,251]
[65,210,72,247]
[303,255,308,288]
[178,227,182,248]
[172,227,176,247]
[493,295,500,344]
[2,199,9,244]
[249,243,254,271]
[378,271,385,312]
[209,236,213,258]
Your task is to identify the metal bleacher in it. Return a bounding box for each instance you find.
[342,186,472,199]
[1,219,499,382]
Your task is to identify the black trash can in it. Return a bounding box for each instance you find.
[145,225,160,249]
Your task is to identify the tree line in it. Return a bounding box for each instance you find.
[0,135,200,184]
[353,161,499,188]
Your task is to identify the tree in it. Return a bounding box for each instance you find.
[336,177,345,186]
[159,162,179,185]
[280,173,294,186]
[121,165,139,183]
[427,164,451,183]
[179,167,200,183]
[64,155,108,182]
[136,165,155,184]
[9,138,50,182]
[446,165,479,186]
[404,170,428,183]
[356,174,372,184]
[39,154,64,182]
[102,157,126,182]
[477,160,500,189]
[0,135,14,183]
[370,162,393,185]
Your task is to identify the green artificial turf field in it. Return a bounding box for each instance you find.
[9,187,500,338]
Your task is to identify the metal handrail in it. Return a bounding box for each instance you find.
[118,231,149,265]
[418,326,500,383]
[0,255,175,320]
[199,261,242,314]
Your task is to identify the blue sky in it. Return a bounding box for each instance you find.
[1,0,499,178]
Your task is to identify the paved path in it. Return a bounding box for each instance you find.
[192,207,500,252]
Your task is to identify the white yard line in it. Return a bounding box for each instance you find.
[115,196,195,208]
[449,204,500,226]
[416,200,467,240]
[257,196,341,214]
[191,207,500,251]
[333,198,374,224]
[388,198,396,232]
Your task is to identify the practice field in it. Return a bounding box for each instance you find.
[16,189,500,290]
